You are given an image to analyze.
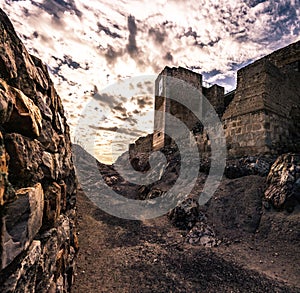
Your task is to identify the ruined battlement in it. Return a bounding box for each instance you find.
[265,40,300,72]
[202,84,225,116]
[160,66,203,91]
[223,40,300,157]
[130,40,300,159]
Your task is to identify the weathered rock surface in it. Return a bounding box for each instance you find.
[265,153,300,210]
[0,8,77,292]
[1,183,44,270]
[186,222,219,247]
[225,156,273,179]
[168,198,200,230]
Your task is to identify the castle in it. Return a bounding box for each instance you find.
[130,40,300,159]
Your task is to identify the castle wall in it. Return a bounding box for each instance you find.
[266,41,300,72]
[153,95,166,150]
[202,84,225,116]
[223,44,300,157]
[224,111,269,157]
[160,66,202,90]
[223,59,269,120]
[134,41,300,159]
[153,67,203,151]
[153,74,167,151]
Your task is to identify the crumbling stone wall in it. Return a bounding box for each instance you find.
[159,66,203,91]
[153,67,204,151]
[202,84,225,116]
[266,40,300,72]
[129,134,153,158]
[152,67,227,152]
[0,9,77,292]
[223,43,300,157]
[133,42,299,162]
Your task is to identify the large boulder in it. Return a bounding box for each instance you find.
[264,153,300,211]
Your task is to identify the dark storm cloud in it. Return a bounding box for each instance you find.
[241,1,300,44]
[135,96,152,109]
[31,0,82,18]
[207,37,221,47]
[180,27,221,48]
[112,104,138,125]
[113,103,127,116]
[164,52,173,61]
[144,81,154,93]
[148,27,167,44]
[115,116,138,127]
[187,65,202,71]
[117,127,146,137]
[51,55,81,70]
[89,125,118,132]
[184,27,198,39]
[136,82,145,90]
[124,16,159,70]
[92,87,126,108]
[63,55,80,69]
[97,22,122,39]
[267,2,299,42]
[131,81,153,95]
[181,27,204,48]
[136,98,147,108]
[104,45,123,65]
[126,15,138,57]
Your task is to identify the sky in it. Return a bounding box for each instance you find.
[1,0,299,163]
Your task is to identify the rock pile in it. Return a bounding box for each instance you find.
[225,156,272,179]
[168,198,200,230]
[168,198,219,246]
[0,9,77,292]
[265,153,300,211]
[186,222,219,247]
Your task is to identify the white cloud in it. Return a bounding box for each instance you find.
[1,0,299,163]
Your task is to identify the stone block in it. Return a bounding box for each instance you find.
[252,123,262,131]
[0,240,42,292]
[43,182,61,227]
[41,151,56,180]
[0,80,42,137]
[0,131,8,205]
[0,79,14,124]
[4,133,43,185]
[0,183,44,269]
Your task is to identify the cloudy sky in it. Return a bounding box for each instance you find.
[1,0,299,163]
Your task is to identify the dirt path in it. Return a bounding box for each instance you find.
[73,190,299,293]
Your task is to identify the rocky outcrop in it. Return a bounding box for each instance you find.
[264,153,300,211]
[0,9,77,292]
[224,156,273,179]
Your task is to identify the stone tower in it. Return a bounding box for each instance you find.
[152,66,225,151]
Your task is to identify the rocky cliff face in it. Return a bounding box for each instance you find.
[0,9,77,292]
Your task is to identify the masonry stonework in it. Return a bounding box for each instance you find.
[128,41,299,160]
[152,41,300,158]
[223,41,300,157]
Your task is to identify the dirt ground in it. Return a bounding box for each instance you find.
[73,174,300,293]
